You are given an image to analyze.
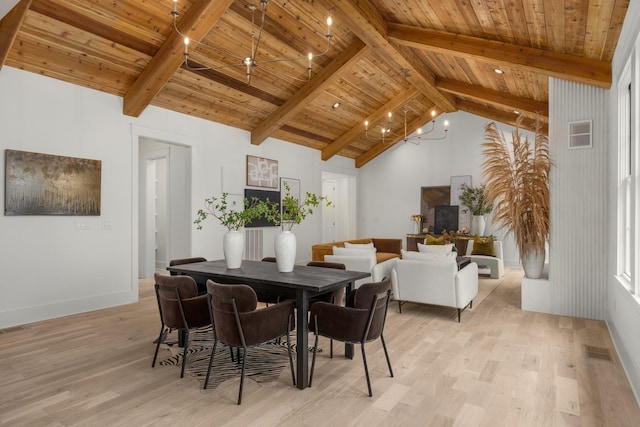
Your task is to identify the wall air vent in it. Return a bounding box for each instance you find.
[568,120,592,149]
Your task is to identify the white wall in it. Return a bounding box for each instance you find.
[607,0,640,405]
[548,79,608,319]
[0,66,357,328]
[358,111,523,267]
[0,67,137,328]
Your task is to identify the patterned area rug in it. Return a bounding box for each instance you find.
[158,327,301,389]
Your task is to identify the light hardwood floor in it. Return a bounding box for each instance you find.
[1,269,639,426]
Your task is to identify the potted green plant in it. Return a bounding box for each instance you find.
[458,183,494,236]
[194,193,267,268]
[262,182,331,272]
[481,117,551,278]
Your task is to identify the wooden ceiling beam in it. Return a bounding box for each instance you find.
[29,0,157,56]
[123,0,233,117]
[437,78,549,120]
[388,23,611,89]
[355,109,437,168]
[322,87,419,161]
[251,39,369,146]
[332,0,455,112]
[456,99,548,135]
[0,0,31,71]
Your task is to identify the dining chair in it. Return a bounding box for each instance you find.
[204,280,296,404]
[152,273,211,378]
[306,261,347,357]
[309,278,394,397]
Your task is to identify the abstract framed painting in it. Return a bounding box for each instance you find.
[246,155,278,189]
[5,149,102,216]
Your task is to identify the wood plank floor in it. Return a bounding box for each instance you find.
[1,269,640,426]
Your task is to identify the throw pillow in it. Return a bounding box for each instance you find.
[417,243,454,254]
[332,246,376,256]
[401,249,456,262]
[344,242,375,250]
[471,236,496,257]
[424,234,445,245]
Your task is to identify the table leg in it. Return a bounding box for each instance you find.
[345,281,354,359]
[295,289,309,389]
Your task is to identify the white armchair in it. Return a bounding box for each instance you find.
[324,249,397,288]
[465,239,505,279]
[391,257,478,322]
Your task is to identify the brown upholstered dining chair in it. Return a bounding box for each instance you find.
[204,280,296,404]
[169,257,207,275]
[152,273,211,378]
[309,278,394,397]
[307,261,347,357]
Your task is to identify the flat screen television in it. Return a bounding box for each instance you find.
[434,205,459,234]
[244,188,280,227]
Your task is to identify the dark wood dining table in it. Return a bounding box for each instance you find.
[166,259,370,389]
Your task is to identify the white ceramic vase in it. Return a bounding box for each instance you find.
[471,215,486,236]
[223,230,244,269]
[275,230,296,273]
[522,245,545,279]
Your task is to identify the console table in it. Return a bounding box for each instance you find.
[406,234,474,254]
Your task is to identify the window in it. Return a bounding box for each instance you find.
[619,80,632,284]
[617,44,638,295]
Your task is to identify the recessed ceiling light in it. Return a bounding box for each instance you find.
[331,102,341,110]
[493,68,504,74]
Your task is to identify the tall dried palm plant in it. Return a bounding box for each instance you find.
[481,117,551,261]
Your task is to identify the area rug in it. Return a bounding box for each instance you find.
[158,327,299,389]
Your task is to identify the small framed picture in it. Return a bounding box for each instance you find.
[246,155,278,188]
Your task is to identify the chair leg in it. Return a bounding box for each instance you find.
[457,308,461,323]
[330,339,333,359]
[380,333,394,378]
[180,329,190,378]
[309,316,320,387]
[151,324,165,367]
[237,347,247,405]
[361,344,372,397]
[286,315,296,386]
[204,338,218,389]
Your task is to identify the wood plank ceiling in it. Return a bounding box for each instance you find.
[0,0,629,167]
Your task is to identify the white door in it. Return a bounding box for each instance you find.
[322,179,337,242]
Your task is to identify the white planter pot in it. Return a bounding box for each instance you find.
[223,230,244,269]
[275,231,296,273]
[522,245,545,279]
[471,215,486,236]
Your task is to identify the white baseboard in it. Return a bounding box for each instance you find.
[0,290,138,329]
[607,320,640,407]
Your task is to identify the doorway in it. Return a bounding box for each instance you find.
[321,171,355,242]
[138,138,192,279]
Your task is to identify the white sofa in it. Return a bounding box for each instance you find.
[324,249,397,288]
[465,239,505,279]
[390,256,479,322]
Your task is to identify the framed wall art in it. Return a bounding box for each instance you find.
[244,188,280,227]
[246,155,278,188]
[5,149,102,216]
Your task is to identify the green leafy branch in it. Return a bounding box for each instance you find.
[458,183,494,216]
[262,182,331,231]
[194,193,267,231]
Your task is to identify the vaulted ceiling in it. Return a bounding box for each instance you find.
[0,0,629,167]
